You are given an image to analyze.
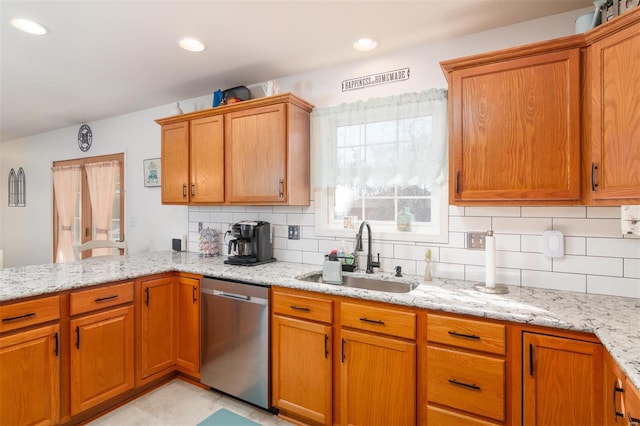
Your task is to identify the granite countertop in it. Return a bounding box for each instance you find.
[1,251,639,389]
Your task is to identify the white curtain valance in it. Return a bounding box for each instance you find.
[311,89,448,191]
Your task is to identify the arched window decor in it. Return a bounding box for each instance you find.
[8,168,16,207]
[17,167,26,207]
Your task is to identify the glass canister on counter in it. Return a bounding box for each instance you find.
[199,227,220,257]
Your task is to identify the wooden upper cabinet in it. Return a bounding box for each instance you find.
[225,104,287,203]
[156,93,312,206]
[190,115,224,204]
[161,121,190,204]
[585,15,640,204]
[444,47,582,205]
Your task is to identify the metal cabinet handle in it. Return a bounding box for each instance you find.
[192,286,197,303]
[448,378,481,391]
[324,334,329,359]
[591,163,598,191]
[448,330,480,340]
[54,332,59,357]
[191,183,196,197]
[529,343,534,376]
[290,305,311,312]
[2,312,36,322]
[613,384,624,420]
[279,179,284,198]
[359,317,385,325]
[182,184,187,197]
[75,326,80,349]
[341,338,346,363]
[456,169,461,194]
[145,287,149,306]
[94,294,118,303]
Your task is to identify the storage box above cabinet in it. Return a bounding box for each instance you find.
[156,93,314,206]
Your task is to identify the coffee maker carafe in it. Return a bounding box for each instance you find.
[224,221,275,266]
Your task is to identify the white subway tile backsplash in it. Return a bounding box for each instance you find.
[587,237,640,259]
[625,259,640,278]
[187,205,636,298]
[554,255,623,276]
[493,217,551,235]
[521,270,586,293]
[587,275,640,298]
[521,206,586,218]
[553,218,621,238]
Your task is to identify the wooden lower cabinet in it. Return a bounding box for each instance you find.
[427,405,501,426]
[272,315,332,425]
[523,332,603,426]
[70,305,134,415]
[626,377,640,425]
[138,276,176,382]
[0,324,60,426]
[176,276,200,376]
[340,329,416,426]
[604,350,627,426]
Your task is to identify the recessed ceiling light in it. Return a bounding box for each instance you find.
[11,18,48,35]
[179,38,206,52]
[353,38,377,52]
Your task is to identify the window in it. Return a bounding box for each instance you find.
[52,153,124,261]
[312,90,448,242]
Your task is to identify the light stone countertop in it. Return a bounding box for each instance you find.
[1,251,639,389]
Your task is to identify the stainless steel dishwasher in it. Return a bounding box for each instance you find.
[200,277,271,410]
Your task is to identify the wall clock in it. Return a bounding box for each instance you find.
[78,124,92,152]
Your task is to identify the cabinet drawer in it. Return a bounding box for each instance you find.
[70,282,134,316]
[427,405,501,426]
[427,346,505,421]
[0,296,60,333]
[427,313,505,355]
[273,291,332,324]
[341,302,416,340]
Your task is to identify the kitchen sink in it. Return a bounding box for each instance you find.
[297,273,417,293]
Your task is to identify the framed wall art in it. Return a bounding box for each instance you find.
[143,158,161,187]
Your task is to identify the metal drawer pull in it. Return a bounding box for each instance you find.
[94,294,118,303]
[448,330,480,340]
[54,332,59,357]
[448,378,481,391]
[359,317,385,325]
[290,305,311,312]
[324,334,329,359]
[75,326,80,349]
[2,312,36,322]
[629,414,640,425]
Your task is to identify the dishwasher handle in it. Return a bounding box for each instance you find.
[202,287,268,305]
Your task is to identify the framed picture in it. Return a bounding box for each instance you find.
[143,158,161,187]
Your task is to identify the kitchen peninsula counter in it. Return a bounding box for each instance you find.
[1,251,639,389]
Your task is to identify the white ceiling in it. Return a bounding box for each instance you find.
[1,0,591,142]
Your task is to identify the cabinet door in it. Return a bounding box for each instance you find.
[523,332,603,426]
[176,276,199,375]
[70,305,134,415]
[588,23,640,203]
[272,315,332,425]
[140,277,176,380]
[225,104,287,203]
[340,329,416,426]
[626,377,640,426]
[449,49,581,204]
[161,121,189,204]
[0,324,60,426]
[190,115,224,203]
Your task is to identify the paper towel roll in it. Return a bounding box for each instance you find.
[485,231,495,288]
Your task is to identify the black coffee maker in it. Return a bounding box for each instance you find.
[224,221,276,266]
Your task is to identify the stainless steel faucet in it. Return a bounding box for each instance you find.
[355,221,380,274]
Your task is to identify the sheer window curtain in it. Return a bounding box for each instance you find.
[85,160,120,257]
[52,165,81,263]
[311,89,448,191]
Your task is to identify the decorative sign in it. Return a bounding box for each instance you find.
[342,67,410,92]
[78,124,92,152]
[143,158,161,187]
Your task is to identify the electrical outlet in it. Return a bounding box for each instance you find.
[467,232,486,250]
[288,225,300,240]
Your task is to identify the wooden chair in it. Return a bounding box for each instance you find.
[73,240,128,260]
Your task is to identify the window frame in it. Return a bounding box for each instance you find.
[52,153,125,260]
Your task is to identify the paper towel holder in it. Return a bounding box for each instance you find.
[474,230,509,294]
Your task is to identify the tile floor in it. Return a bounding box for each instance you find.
[87,379,293,426]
